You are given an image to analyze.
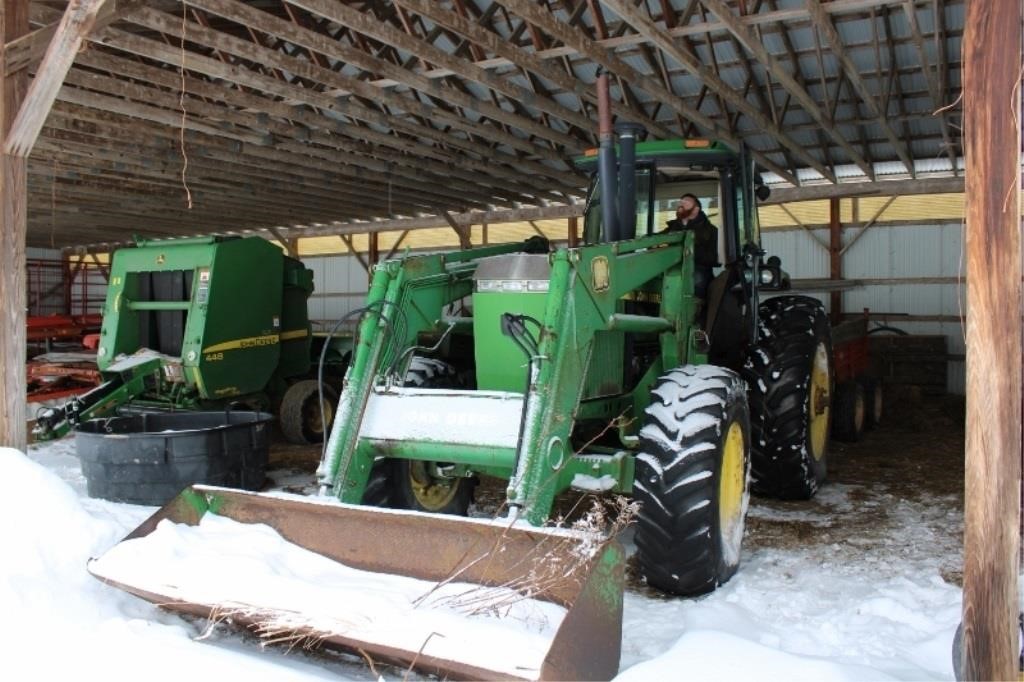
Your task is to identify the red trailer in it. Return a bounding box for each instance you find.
[830,313,883,442]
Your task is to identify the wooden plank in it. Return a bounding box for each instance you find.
[765,177,964,203]
[0,0,29,450]
[961,0,1022,679]
[3,0,108,157]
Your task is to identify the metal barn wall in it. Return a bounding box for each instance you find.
[302,254,369,329]
[762,221,966,394]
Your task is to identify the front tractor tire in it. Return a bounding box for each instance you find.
[373,357,475,515]
[743,296,833,499]
[279,380,338,445]
[634,365,751,596]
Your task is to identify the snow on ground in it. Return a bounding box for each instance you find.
[3,436,965,680]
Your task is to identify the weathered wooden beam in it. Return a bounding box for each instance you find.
[804,0,914,174]
[902,0,960,174]
[499,0,797,184]
[764,176,964,203]
[961,0,1022,679]
[441,210,472,249]
[347,1,913,86]
[701,0,873,179]
[602,0,834,181]
[2,0,136,76]
[384,230,410,260]
[187,0,588,153]
[339,235,368,272]
[3,0,108,158]
[0,0,30,450]
[839,196,897,255]
[392,0,673,139]
[777,204,831,252]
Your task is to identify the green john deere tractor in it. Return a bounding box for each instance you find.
[33,235,349,444]
[312,128,833,591]
[91,123,833,680]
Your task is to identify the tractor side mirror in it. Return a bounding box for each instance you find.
[755,184,771,201]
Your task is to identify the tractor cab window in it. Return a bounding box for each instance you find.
[582,166,652,244]
[650,170,725,267]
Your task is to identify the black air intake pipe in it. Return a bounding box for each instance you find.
[615,122,646,241]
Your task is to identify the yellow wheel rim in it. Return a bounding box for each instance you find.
[409,461,460,511]
[719,421,745,549]
[809,342,831,460]
[306,399,333,435]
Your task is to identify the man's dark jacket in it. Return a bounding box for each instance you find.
[665,211,718,269]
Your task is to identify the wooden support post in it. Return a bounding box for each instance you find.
[0,0,29,450]
[568,216,579,248]
[828,197,842,324]
[961,1,1022,679]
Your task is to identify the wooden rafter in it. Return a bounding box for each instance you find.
[804,0,914,174]
[700,0,874,177]
[602,0,834,181]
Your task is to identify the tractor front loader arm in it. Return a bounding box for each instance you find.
[32,356,164,440]
[318,240,544,502]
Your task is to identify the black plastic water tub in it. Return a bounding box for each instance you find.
[75,411,273,505]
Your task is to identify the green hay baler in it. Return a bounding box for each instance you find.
[33,235,347,444]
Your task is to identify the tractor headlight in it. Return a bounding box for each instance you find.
[760,269,776,285]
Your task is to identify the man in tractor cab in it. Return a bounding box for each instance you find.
[664,193,719,299]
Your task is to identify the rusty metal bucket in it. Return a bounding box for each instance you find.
[87,486,624,680]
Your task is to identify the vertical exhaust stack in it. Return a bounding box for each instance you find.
[596,71,618,243]
[615,122,646,241]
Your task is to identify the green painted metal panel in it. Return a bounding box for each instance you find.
[188,238,284,399]
[472,290,549,392]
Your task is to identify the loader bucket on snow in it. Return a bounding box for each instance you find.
[87,486,624,681]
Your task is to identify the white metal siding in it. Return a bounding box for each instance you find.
[303,254,369,328]
[763,222,966,394]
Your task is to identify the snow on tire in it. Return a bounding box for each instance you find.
[403,357,458,388]
[742,295,833,500]
[634,364,751,596]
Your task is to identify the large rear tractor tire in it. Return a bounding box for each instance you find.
[382,357,475,515]
[831,380,865,442]
[279,380,338,445]
[634,365,751,596]
[742,295,833,500]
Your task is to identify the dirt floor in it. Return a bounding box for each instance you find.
[264,386,968,586]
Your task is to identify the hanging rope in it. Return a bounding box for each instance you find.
[178,1,193,209]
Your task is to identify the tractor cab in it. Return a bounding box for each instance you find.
[575,137,784,370]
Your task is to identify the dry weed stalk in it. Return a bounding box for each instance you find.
[191,603,349,654]
[418,496,638,619]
